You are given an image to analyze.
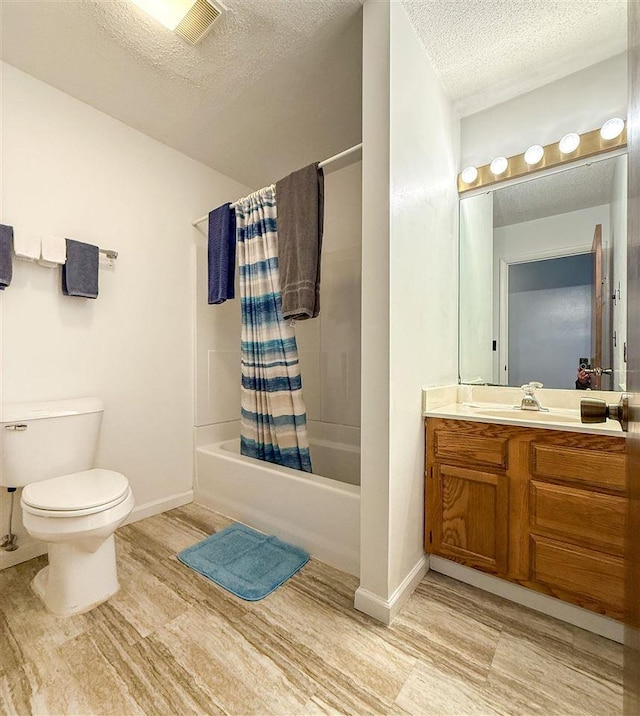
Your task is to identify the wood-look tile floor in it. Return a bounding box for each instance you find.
[0,503,623,716]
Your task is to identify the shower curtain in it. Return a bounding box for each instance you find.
[235,185,312,473]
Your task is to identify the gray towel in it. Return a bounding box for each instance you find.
[62,239,99,299]
[275,163,324,320]
[0,224,13,290]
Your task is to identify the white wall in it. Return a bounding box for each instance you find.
[459,193,493,383]
[358,0,392,605]
[493,205,611,261]
[295,160,362,429]
[611,156,628,390]
[357,1,459,620]
[508,270,592,390]
[460,53,628,171]
[493,204,611,386]
[0,63,248,567]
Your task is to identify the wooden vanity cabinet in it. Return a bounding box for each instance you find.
[425,417,627,620]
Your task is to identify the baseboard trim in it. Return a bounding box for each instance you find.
[0,540,47,570]
[430,555,624,643]
[354,554,429,625]
[124,490,194,525]
[1,491,194,571]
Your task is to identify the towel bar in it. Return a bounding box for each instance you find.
[13,247,118,262]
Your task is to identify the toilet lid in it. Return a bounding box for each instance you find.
[21,469,129,512]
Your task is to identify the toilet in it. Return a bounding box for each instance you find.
[1,397,134,616]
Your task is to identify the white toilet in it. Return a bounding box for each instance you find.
[1,397,134,616]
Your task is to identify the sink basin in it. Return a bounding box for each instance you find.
[470,407,583,424]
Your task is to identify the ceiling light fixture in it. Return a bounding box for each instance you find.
[558,132,580,154]
[490,157,508,176]
[459,122,629,194]
[524,145,544,166]
[131,0,222,43]
[130,0,194,30]
[461,166,478,184]
[600,118,625,141]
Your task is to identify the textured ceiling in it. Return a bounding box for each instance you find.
[403,0,627,117]
[492,157,620,228]
[0,0,363,187]
[0,1,628,187]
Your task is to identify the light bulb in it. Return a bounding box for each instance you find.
[490,157,508,176]
[600,118,625,141]
[559,133,580,154]
[130,0,196,30]
[524,145,544,165]
[461,166,478,184]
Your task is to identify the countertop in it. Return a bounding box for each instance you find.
[423,401,624,437]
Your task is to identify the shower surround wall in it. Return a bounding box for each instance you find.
[195,159,362,441]
[295,160,362,432]
[0,63,249,569]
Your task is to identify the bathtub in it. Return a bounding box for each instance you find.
[195,422,360,576]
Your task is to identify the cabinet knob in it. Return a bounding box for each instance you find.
[580,394,629,432]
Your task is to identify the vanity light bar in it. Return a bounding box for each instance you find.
[457,123,627,194]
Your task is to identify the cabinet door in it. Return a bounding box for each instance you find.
[427,463,509,575]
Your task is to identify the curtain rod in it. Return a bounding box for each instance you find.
[191,142,363,228]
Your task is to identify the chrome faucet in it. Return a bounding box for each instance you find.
[517,382,549,412]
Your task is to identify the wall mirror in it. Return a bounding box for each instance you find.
[459,153,627,392]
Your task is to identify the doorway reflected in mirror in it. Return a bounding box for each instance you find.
[459,154,627,392]
[507,253,593,389]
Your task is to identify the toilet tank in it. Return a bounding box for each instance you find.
[0,398,104,488]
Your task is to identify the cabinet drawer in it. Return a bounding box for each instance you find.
[530,481,625,556]
[531,443,626,493]
[434,430,508,470]
[531,535,624,615]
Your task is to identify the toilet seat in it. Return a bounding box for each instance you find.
[22,469,130,518]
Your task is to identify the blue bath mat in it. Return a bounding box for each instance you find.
[177,523,309,601]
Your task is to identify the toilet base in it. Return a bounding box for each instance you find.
[32,534,120,617]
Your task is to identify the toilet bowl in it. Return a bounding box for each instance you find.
[21,468,134,616]
[1,397,135,617]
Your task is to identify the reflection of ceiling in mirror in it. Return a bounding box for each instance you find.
[403,0,626,116]
[492,159,619,228]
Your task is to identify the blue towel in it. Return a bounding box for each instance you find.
[0,225,13,291]
[208,203,236,304]
[62,239,99,299]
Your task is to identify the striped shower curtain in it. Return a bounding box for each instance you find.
[235,185,312,473]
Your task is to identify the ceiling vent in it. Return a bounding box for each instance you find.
[175,0,223,44]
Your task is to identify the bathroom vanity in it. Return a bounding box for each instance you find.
[448,142,630,626]
[423,392,626,621]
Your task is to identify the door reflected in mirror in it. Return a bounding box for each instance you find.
[459,154,627,392]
